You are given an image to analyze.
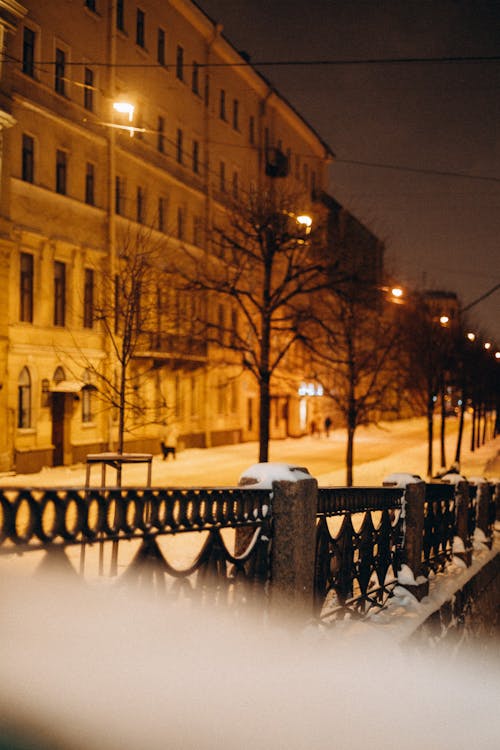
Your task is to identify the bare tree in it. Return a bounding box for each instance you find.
[87,223,169,456]
[166,188,331,462]
[306,279,401,486]
[400,299,455,478]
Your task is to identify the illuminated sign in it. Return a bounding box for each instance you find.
[298,382,324,397]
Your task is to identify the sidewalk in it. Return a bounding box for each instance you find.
[1,416,499,488]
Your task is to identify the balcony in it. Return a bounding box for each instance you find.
[135,331,208,366]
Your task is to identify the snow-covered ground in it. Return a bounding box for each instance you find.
[2,415,499,488]
[0,416,498,748]
[0,565,498,750]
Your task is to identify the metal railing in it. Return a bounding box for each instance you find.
[0,486,272,607]
[314,487,405,620]
[0,480,496,620]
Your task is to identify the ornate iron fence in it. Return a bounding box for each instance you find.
[0,487,272,606]
[314,487,405,621]
[422,483,456,574]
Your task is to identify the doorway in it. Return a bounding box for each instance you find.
[51,393,65,465]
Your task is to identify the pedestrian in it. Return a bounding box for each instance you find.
[310,420,317,437]
[324,416,332,437]
[160,422,179,460]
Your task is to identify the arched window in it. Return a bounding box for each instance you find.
[18,367,32,428]
[82,368,93,423]
[53,366,65,384]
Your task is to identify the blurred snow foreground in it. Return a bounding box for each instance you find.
[0,574,499,750]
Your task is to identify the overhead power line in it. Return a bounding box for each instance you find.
[334,158,500,183]
[462,282,500,312]
[2,53,500,69]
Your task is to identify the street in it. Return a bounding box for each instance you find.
[1,415,498,488]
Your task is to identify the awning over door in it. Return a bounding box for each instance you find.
[49,381,95,393]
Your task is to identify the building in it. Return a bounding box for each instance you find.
[0,0,342,472]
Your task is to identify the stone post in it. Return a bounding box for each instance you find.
[401,481,429,600]
[454,481,473,565]
[476,481,493,549]
[270,478,318,621]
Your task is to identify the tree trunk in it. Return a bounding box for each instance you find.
[439,382,446,469]
[426,395,434,478]
[346,424,355,487]
[258,375,271,463]
[454,391,466,466]
[470,402,476,452]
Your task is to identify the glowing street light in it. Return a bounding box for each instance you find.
[466,332,476,341]
[495,351,500,360]
[484,342,492,350]
[113,101,135,137]
[296,214,312,237]
[439,315,450,326]
[391,286,404,299]
[296,214,312,228]
[113,101,135,121]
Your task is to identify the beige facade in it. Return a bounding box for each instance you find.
[0,0,333,472]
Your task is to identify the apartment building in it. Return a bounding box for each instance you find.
[0,0,335,471]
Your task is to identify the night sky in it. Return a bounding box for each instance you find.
[199,0,500,342]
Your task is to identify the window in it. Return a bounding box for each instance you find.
[176,128,183,163]
[83,269,94,328]
[219,161,226,192]
[54,261,66,326]
[22,26,35,77]
[303,163,309,188]
[249,115,255,144]
[136,185,144,223]
[55,47,66,96]
[41,379,50,408]
[157,116,165,152]
[217,303,225,345]
[219,89,226,120]
[193,215,203,247]
[82,385,93,423]
[191,62,199,94]
[115,175,124,214]
[177,206,184,240]
[84,0,96,11]
[136,8,145,47]
[56,150,67,195]
[157,28,165,65]
[158,196,166,232]
[232,99,239,130]
[204,75,210,106]
[176,45,184,80]
[84,67,94,111]
[20,252,34,323]
[82,370,93,423]
[22,134,34,183]
[192,140,199,174]
[190,376,197,417]
[231,309,238,347]
[18,367,31,429]
[85,162,95,205]
[116,0,124,31]
[232,171,238,200]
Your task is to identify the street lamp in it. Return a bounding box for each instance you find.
[391,286,404,300]
[484,342,492,350]
[112,101,135,137]
[113,101,134,120]
[466,332,476,341]
[296,214,312,235]
[439,315,450,326]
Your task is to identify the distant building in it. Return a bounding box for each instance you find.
[0,0,384,472]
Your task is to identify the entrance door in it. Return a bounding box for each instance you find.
[51,393,65,465]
